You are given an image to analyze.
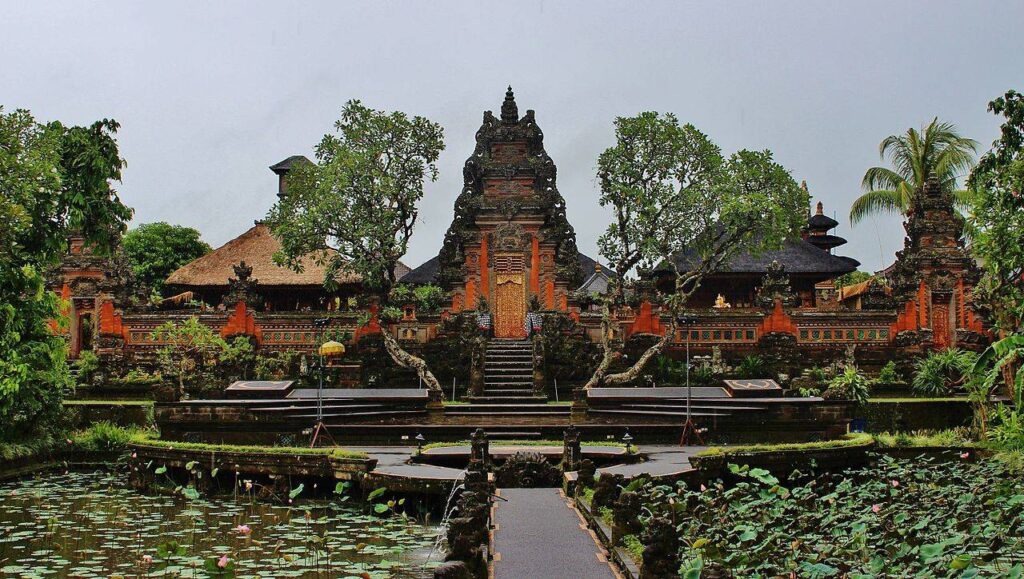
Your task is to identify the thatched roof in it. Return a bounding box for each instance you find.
[166,222,405,288]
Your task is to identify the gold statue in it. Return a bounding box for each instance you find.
[713,294,732,309]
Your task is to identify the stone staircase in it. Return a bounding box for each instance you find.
[449,339,568,422]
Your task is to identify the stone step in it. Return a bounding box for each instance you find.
[445,410,570,417]
[587,409,732,418]
[489,431,544,440]
[485,373,534,379]
[484,384,534,391]
[446,404,569,414]
[468,396,549,404]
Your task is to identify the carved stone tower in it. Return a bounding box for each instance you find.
[888,175,985,348]
[436,87,583,338]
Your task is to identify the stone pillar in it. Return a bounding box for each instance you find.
[570,386,588,422]
[532,334,546,397]
[639,516,680,579]
[469,336,486,397]
[562,425,582,472]
[612,491,642,545]
[470,428,490,469]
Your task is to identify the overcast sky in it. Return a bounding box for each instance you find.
[3,1,1021,272]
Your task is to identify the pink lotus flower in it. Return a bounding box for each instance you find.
[217,555,229,568]
[700,484,707,492]
[142,554,153,564]
[891,480,899,488]
[131,452,137,459]
[66,439,73,445]
[235,524,251,535]
[871,504,881,513]
[960,452,970,459]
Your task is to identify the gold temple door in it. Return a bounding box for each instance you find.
[493,253,526,338]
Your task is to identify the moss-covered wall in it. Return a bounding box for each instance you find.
[861,399,972,433]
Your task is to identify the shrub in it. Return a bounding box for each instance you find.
[876,361,901,384]
[735,355,768,378]
[913,349,978,396]
[73,351,101,385]
[823,366,870,405]
[72,421,138,452]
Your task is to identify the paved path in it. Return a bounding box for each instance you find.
[492,488,618,579]
[354,446,465,481]
[599,445,707,479]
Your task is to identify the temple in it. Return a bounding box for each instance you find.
[49,88,989,379]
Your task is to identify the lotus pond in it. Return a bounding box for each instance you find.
[0,470,441,577]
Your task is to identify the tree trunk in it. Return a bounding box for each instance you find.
[380,328,443,393]
[599,330,673,387]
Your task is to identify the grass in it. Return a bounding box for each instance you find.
[1,422,151,461]
[128,432,369,460]
[622,534,644,563]
[63,399,154,407]
[867,397,967,403]
[871,428,975,448]
[694,433,875,458]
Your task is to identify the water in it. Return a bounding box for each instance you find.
[0,470,441,578]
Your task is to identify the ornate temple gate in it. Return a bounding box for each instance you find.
[493,254,526,338]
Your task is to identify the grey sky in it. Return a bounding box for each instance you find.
[3,1,1020,273]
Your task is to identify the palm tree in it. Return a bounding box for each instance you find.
[850,118,978,225]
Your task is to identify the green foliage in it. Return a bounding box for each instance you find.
[850,118,978,224]
[876,361,901,384]
[735,355,768,379]
[968,90,1024,333]
[128,432,368,459]
[153,318,254,399]
[590,111,807,388]
[412,284,445,313]
[871,428,974,448]
[823,366,871,405]
[912,349,977,396]
[267,100,444,298]
[121,222,211,292]
[70,421,139,452]
[834,270,872,288]
[633,454,1024,576]
[72,349,101,386]
[1,107,131,441]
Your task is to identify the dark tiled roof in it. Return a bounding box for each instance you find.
[269,155,312,175]
[807,213,839,231]
[400,252,612,286]
[806,234,848,250]
[660,237,859,276]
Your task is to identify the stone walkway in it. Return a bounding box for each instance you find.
[492,488,618,579]
[598,444,707,479]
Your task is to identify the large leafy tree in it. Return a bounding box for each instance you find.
[850,118,978,225]
[122,222,211,293]
[967,90,1024,402]
[585,112,807,389]
[267,100,445,392]
[0,107,132,439]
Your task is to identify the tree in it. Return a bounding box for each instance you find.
[266,100,445,392]
[585,112,808,389]
[967,90,1024,402]
[0,107,132,439]
[153,317,254,400]
[849,118,978,225]
[967,90,1024,334]
[122,222,211,293]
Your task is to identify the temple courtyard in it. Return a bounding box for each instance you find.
[4,2,1024,578]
